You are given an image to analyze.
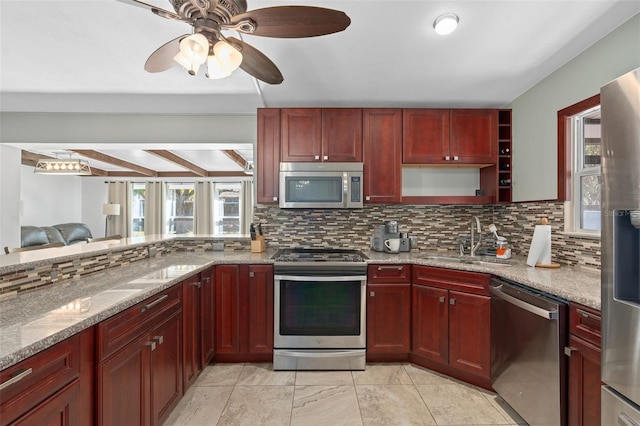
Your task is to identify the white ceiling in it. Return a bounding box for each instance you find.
[1,0,639,174]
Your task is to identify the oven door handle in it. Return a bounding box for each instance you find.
[275,349,364,358]
[275,275,367,282]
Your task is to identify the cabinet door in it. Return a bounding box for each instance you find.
[448,291,491,379]
[450,109,497,163]
[567,335,601,426]
[98,336,151,426]
[182,275,201,391]
[321,108,363,162]
[281,108,322,162]
[411,284,448,365]
[403,109,451,164]
[215,265,242,354]
[367,283,411,354]
[363,108,402,203]
[247,265,274,354]
[151,311,183,426]
[200,268,216,366]
[11,380,80,426]
[257,108,281,204]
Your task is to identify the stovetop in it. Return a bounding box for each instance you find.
[271,248,368,263]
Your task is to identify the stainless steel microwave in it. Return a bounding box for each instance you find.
[279,162,364,209]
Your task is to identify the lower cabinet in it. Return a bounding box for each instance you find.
[215,264,274,362]
[411,266,491,388]
[182,267,216,392]
[97,286,183,426]
[566,303,602,426]
[0,328,94,426]
[366,265,411,361]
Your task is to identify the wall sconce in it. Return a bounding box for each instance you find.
[102,203,121,237]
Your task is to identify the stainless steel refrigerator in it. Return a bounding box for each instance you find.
[601,67,640,424]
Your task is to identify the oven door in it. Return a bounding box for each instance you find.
[274,274,367,349]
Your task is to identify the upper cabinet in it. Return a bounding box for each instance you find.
[281,108,363,162]
[403,109,497,165]
[363,109,402,204]
[257,109,281,204]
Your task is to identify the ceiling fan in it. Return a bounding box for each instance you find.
[116,0,351,84]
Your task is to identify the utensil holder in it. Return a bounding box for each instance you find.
[251,236,265,253]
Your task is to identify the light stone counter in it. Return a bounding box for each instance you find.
[0,246,600,371]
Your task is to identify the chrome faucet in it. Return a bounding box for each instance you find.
[470,216,482,257]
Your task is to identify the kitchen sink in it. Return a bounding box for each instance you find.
[419,254,513,267]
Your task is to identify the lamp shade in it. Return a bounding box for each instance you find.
[102,203,121,216]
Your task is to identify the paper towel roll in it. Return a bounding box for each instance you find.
[527,225,552,267]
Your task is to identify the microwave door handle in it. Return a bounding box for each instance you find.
[343,172,349,208]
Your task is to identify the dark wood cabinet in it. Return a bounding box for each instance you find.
[200,268,216,367]
[497,109,512,202]
[215,264,274,362]
[567,303,601,426]
[97,286,183,426]
[182,274,202,391]
[280,108,322,162]
[403,109,497,165]
[410,266,491,387]
[363,108,402,203]
[321,109,363,162]
[257,108,281,204]
[0,329,93,426]
[280,108,362,162]
[366,265,411,361]
[182,268,215,392]
[403,109,451,163]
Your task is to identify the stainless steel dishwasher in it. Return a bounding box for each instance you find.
[490,278,568,426]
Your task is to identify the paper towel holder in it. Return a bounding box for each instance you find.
[527,217,560,268]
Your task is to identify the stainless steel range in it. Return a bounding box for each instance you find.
[272,248,368,370]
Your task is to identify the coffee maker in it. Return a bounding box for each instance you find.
[371,221,400,253]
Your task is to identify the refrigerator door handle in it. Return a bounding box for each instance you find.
[618,412,639,426]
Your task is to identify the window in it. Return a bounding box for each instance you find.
[132,183,145,236]
[572,106,601,232]
[558,94,601,235]
[166,183,195,235]
[214,182,241,235]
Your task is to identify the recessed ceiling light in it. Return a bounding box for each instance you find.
[433,13,459,35]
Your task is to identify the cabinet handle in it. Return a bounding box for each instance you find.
[370,291,375,297]
[140,294,168,313]
[576,308,601,321]
[0,368,32,391]
[439,296,445,303]
[377,266,403,271]
[564,346,575,356]
[453,156,459,161]
[202,277,210,283]
[445,156,450,161]
[449,298,456,305]
[273,196,278,202]
[146,341,157,351]
[190,281,202,288]
[154,335,164,345]
[314,155,320,160]
[249,271,255,278]
[618,412,639,426]
[365,196,371,201]
[323,155,328,160]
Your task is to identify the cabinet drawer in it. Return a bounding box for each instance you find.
[412,266,490,295]
[97,285,182,361]
[0,334,80,425]
[569,303,601,347]
[367,264,411,283]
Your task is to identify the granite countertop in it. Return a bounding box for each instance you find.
[0,247,600,371]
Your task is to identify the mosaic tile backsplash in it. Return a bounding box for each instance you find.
[1,200,600,297]
[254,201,601,270]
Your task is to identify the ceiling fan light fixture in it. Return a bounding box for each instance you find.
[433,13,459,35]
[173,33,210,74]
[213,41,243,72]
[206,56,232,79]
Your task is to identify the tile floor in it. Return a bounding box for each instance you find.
[165,363,527,426]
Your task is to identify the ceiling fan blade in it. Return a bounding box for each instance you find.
[145,35,186,73]
[227,37,284,85]
[114,0,187,22]
[227,6,351,38]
